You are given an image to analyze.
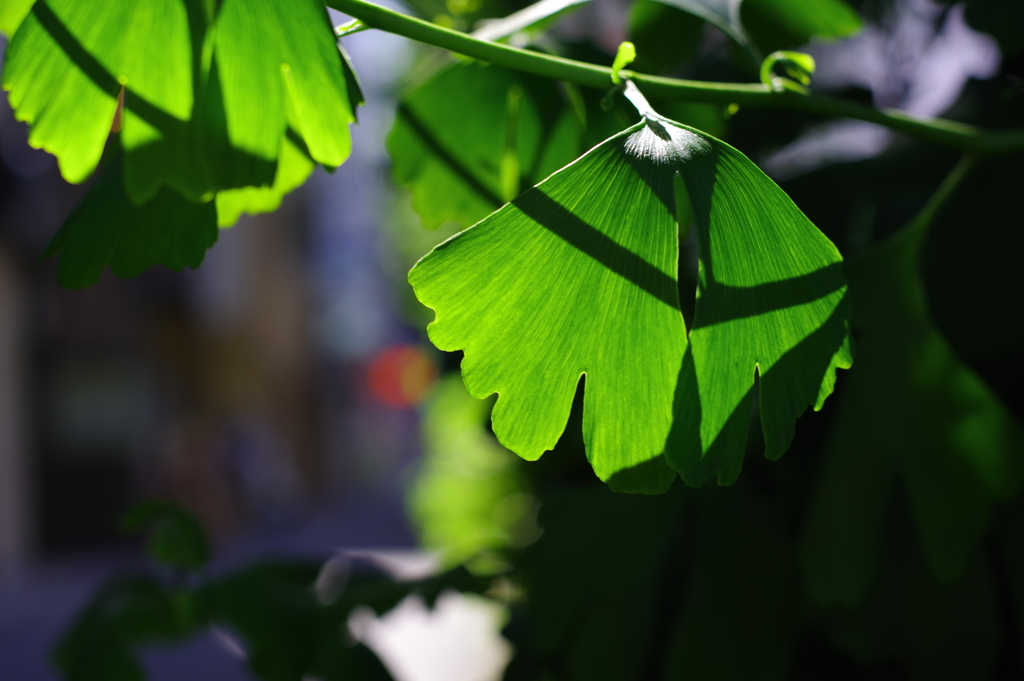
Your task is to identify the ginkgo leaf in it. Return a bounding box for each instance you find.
[214,0,354,174]
[45,145,217,289]
[388,60,629,231]
[389,61,585,231]
[411,85,851,492]
[215,127,316,228]
[125,0,356,205]
[800,232,1024,605]
[3,0,355,211]
[662,115,852,486]
[3,0,193,184]
[410,121,686,493]
[0,0,34,36]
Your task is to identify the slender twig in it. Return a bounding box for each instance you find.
[328,0,1024,156]
[901,154,976,246]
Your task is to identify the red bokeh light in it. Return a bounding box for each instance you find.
[366,345,439,408]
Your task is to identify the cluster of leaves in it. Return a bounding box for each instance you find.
[2,0,360,287]
[9,0,1024,677]
[388,0,1024,677]
[55,502,489,681]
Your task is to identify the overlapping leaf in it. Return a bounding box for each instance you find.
[410,91,852,491]
[410,121,685,493]
[388,60,625,231]
[800,232,1024,605]
[664,114,852,485]
[3,0,356,224]
[4,0,194,185]
[215,127,317,227]
[45,144,217,289]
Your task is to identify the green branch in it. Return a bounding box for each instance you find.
[328,0,1024,156]
[902,154,976,246]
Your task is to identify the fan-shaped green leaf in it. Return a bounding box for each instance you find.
[3,0,193,184]
[411,88,851,492]
[3,0,355,218]
[45,146,217,289]
[410,121,686,493]
[215,127,316,227]
[215,0,354,171]
[663,116,852,486]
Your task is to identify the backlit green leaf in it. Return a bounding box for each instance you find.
[3,0,355,216]
[215,128,317,227]
[411,90,851,491]
[0,0,34,36]
[3,0,193,184]
[215,0,354,171]
[663,114,852,486]
[411,120,685,492]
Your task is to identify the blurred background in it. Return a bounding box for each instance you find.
[0,11,458,679]
[0,0,1022,678]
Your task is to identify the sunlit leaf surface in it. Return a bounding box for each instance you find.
[3,0,355,224]
[663,114,853,486]
[411,122,685,493]
[3,0,193,184]
[800,232,1024,605]
[215,127,316,227]
[0,0,34,36]
[411,98,851,490]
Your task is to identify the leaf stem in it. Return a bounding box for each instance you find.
[328,0,1024,156]
[901,154,976,247]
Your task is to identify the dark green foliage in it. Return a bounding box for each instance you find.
[54,577,202,681]
[44,145,218,289]
[54,504,493,681]
[120,501,212,573]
